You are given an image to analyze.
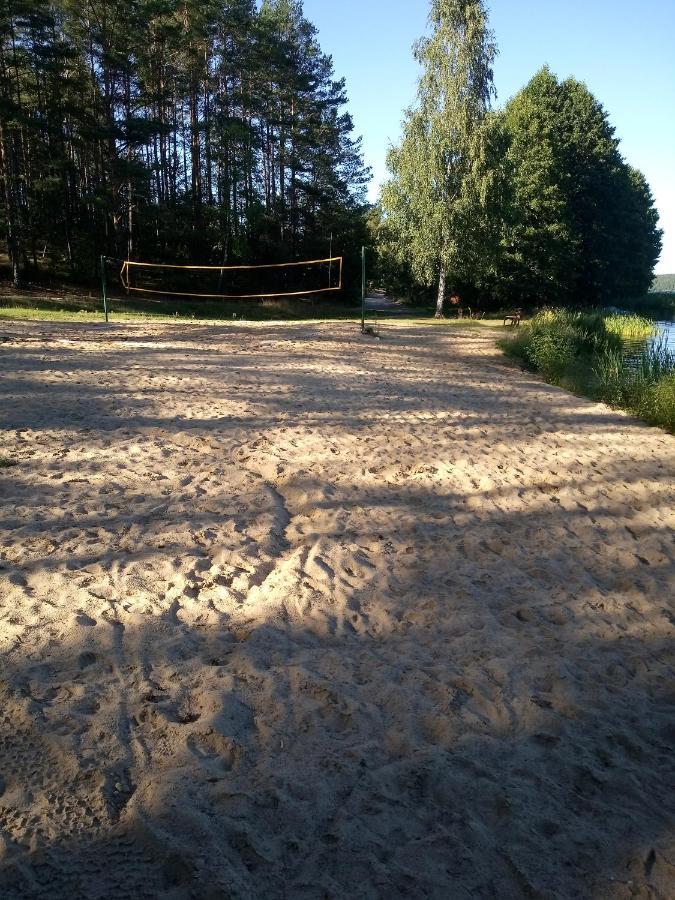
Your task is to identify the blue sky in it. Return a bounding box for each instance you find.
[303,0,675,273]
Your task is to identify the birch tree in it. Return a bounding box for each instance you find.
[381,0,497,316]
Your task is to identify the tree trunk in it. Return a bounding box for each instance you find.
[290,97,297,247]
[190,78,201,222]
[279,103,285,242]
[125,72,134,261]
[203,50,213,206]
[0,120,21,288]
[435,268,446,318]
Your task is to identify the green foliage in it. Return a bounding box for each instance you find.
[366,205,427,303]
[593,342,675,431]
[616,292,675,319]
[380,0,500,315]
[502,309,674,432]
[523,312,583,379]
[505,309,654,367]
[0,0,369,289]
[648,374,675,430]
[375,20,661,310]
[494,68,663,306]
[494,70,574,306]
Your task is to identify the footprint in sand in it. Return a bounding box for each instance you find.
[187,731,242,771]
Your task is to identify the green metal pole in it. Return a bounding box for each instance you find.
[328,232,333,288]
[361,245,366,332]
[100,255,109,323]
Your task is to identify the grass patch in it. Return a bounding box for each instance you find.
[602,313,654,341]
[0,457,18,468]
[0,303,506,328]
[499,308,675,433]
[0,287,507,328]
[593,340,675,430]
[0,289,362,322]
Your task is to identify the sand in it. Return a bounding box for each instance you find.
[0,319,674,899]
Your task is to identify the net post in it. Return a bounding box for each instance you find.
[328,233,333,288]
[361,246,366,333]
[100,255,109,323]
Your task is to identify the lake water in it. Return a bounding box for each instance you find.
[655,320,675,351]
[622,320,675,367]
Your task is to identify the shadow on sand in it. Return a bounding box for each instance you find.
[0,321,673,898]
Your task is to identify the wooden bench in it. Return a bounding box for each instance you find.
[504,309,523,326]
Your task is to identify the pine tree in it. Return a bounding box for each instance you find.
[0,0,369,283]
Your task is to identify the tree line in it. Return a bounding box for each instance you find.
[0,0,369,288]
[651,274,675,293]
[376,0,663,312]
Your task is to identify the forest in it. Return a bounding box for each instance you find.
[0,0,370,289]
[0,0,665,310]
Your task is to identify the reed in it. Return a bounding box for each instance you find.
[500,309,675,432]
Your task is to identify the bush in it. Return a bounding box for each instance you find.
[526,323,580,380]
[501,307,675,433]
[647,375,675,431]
[499,326,531,362]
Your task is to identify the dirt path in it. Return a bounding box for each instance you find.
[364,289,410,314]
[0,320,673,899]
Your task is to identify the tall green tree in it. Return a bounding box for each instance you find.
[0,0,369,285]
[381,0,497,316]
[497,67,662,305]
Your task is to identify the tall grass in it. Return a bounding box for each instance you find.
[500,309,675,433]
[603,313,654,341]
[593,339,675,430]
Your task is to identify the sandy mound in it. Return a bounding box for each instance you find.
[0,320,674,898]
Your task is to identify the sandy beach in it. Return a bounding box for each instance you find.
[0,319,674,899]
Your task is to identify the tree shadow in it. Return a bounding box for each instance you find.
[0,597,674,899]
[1,321,674,898]
[0,321,664,438]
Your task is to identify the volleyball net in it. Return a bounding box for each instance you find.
[117,255,343,300]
